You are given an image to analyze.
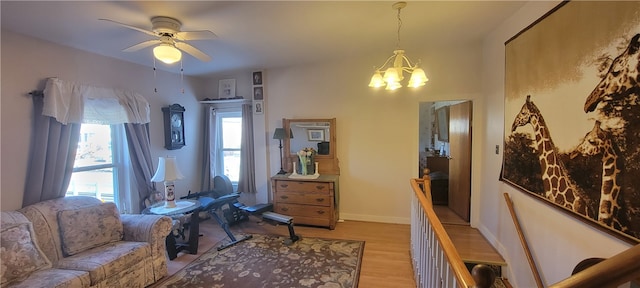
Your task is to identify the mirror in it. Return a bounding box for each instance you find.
[283,118,340,175]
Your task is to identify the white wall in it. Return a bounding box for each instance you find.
[478,2,633,287]
[261,41,485,224]
[0,30,206,211]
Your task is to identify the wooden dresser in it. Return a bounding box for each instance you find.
[271,174,339,229]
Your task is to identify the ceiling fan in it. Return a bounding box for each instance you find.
[99,16,216,64]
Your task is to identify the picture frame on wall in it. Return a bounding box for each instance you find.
[218,79,236,99]
[254,100,264,115]
[252,71,263,85]
[307,129,324,141]
[500,1,640,244]
[253,86,263,100]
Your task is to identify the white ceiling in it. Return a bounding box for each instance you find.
[1,1,527,77]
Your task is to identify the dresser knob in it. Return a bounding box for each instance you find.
[281,207,289,211]
[315,186,325,190]
[280,184,289,188]
[280,195,289,199]
[316,210,325,215]
[316,198,324,202]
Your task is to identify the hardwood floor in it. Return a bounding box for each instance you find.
[164,206,505,287]
[165,217,417,288]
[433,204,506,266]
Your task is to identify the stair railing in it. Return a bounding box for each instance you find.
[549,243,640,287]
[411,171,487,288]
[412,172,640,288]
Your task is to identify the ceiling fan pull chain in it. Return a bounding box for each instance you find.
[180,60,184,94]
[153,57,158,93]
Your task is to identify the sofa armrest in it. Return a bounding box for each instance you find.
[120,214,172,280]
[120,214,172,242]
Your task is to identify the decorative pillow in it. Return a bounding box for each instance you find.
[57,202,123,256]
[0,222,52,285]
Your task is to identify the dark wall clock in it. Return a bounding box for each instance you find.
[162,104,185,150]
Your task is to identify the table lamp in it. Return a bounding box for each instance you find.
[273,128,293,175]
[151,156,184,208]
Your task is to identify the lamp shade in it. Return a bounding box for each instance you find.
[383,67,400,83]
[368,71,385,88]
[408,68,428,88]
[273,128,286,140]
[153,44,182,64]
[151,156,184,182]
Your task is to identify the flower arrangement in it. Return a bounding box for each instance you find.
[297,147,317,175]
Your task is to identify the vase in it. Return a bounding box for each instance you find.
[297,155,315,175]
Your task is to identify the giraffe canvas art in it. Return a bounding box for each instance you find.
[501,1,640,243]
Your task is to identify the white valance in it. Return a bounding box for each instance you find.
[43,78,150,125]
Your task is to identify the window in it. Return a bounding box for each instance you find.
[67,124,129,210]
[215,111,242,184]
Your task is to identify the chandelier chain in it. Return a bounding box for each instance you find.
[396,6,403,49]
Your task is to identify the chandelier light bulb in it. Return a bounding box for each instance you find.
[383,67,400,83]
[408,68,428,88]
[368,71,385,88]
[153,44,182,64]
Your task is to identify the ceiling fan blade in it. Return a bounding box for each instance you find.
[123,40,161,52]
[175,42,211,62]
[99,18,157,37]
[175,30,217,41]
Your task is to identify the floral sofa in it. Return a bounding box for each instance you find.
[0,196,173,288]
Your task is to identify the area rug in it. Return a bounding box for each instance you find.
[155,234,365,288]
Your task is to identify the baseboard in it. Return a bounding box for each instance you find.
[339,213,410,224]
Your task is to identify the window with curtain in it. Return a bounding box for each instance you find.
[66,124,131,210]
[34,77,150,212]
[215,110,242,185]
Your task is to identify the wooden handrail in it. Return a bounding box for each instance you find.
[411,176,477,287]
[504,193,544,288]
[412,176,640,287]
[549,243,640,288]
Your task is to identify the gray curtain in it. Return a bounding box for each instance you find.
[23,94,81,207]
[124,123,156,212]
[238,104,256,193]
[200,106,216,191]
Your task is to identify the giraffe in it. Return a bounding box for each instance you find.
[584,33,640,113]
[511,95,593,218]
[571,121,628,232]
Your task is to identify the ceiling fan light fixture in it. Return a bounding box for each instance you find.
[153,44,182,64]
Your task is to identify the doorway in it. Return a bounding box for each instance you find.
[419,101,472,222]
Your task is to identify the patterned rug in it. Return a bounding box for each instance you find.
[155,234,365,288]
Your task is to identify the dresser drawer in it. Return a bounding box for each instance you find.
[273,180,332,194]
[275,191,332,206]
[275,203,332,219]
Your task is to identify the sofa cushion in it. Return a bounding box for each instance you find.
[55,241,151,285]
[0,222,52,286]
[57,202,123,256]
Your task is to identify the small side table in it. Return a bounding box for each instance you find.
[143,199,201,260]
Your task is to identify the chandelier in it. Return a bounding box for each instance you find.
[368,2,428,90]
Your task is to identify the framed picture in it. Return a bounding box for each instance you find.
[254,100,264,115]
[253,86,264,100]
[218,79,236,99]
[501,1,640,244]
[307,129,324,141]
[252,71,263,85]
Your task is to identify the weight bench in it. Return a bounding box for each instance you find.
[182,175,300,250]
[236,202,300,245]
